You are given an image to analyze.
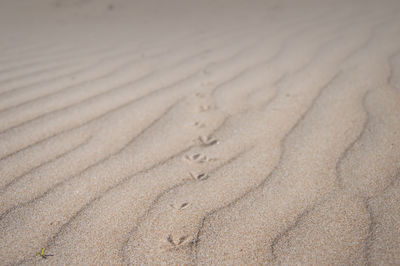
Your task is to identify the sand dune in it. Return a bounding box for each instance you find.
[1,0,400,265]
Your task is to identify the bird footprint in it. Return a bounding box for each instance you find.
[166,234,190,247]
[202,68,211,75]
[195,92,206,98]
[194,121,206,128]
[199,136,218,146]
[183,153,208,163]
[198,105,215,112]
[201,81,213,87]
[190,171,209,181]
[170,202,190,210]
[161,234,193,251]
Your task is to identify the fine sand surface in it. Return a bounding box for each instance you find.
[1,0,400,265]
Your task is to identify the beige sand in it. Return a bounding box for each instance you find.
[1,0,400,265]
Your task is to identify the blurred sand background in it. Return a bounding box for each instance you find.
[1,0,400,264]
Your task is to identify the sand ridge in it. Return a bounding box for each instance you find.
[1,0,400,265]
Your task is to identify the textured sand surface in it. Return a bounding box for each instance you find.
[1,0,400,265]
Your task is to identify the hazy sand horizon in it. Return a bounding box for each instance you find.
[1,0,400,265]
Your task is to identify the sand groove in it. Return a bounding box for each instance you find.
[1,0,400,265]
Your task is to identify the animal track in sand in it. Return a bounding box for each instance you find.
[189,171,209,181]
[162,234,192,250]
[183,121,206,129]
[195,92,206,98]
[199,135,219,146]
[169,202,190,210]
[183,153,209,163]
[201,81,213,87]
[202,69,211,76]
[198,104,215,112]
[193,121,206,128]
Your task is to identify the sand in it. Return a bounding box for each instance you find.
[0,0,400,265]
